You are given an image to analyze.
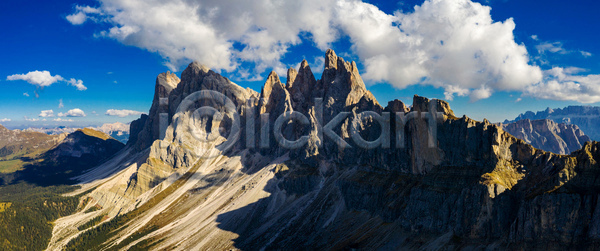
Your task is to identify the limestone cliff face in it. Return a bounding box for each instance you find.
[132,71,180,151]
[503,119,591,154]
[52,50,600,250]
[509,106,600,141]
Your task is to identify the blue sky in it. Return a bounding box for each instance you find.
[1,0,599,129]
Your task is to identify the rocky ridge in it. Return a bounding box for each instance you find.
[508,106,600,140]
[0,124,64,160]
[0,128,125,186]
[23,122,131,144]
[49,50,600,250]
[503,119,591,154]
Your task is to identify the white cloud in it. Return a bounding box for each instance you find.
[581,51,592,57]
[67,0,597,103]
[39,110,55,117]
[470,86,493,102]
[53,118,74,122]
[524,67,600,103]
[24,116,39,122]
[7,70,63,87]
[58,108,86,117]
[58,99,64,108]
[6,70,86,91]
[23,92,29,97]
[65,78,87,91]
[536,41,592,58]
[66,5,101,25]
[66,11,87,25]
[340,0,542,101]
[536,41,568,54]
[515,98,522,102]
[0,118,11,122]
[68,0,340,74]
[105,109,145,117]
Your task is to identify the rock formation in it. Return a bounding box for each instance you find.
[503,119,591,154]
[508,106,600,141]
[49,50,600,250]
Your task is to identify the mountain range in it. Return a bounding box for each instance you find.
[23,122,131,144]
[0,126,125,250]
[507,106,600,141]
[33,50,600,250]
[502,119,591,155]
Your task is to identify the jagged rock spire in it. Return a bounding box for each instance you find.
[259,71,292,114]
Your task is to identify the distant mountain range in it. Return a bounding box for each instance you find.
[502,119,591,155]
[506,106,600,141]
[22,122,130,144]
[0,125,125,250]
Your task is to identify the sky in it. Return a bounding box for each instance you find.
[1,0,599,129]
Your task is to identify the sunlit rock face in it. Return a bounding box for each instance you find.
[503,118,591,154]
[50,50,600,250]
[509,106,600,141]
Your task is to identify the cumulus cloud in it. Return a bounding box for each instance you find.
[67,0,596,103]
[58,108,86,117]
[0,118,11,122]
[344,0,544,101]
[105,109,145,117]
[470,86,493,102]
[524,67,600,103]
[23,92,29,97]
[6,70,86,91]
[68,0,341,75]
[7,70,63,87]
[65,78,87,91]
[39,110,55,117]
[24,117,39,122]
[59,99,64,108]
[66,5,101,25]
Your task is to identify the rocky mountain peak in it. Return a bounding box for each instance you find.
[324,48,338,70]
[51,47,600,251]
[503,118,591,154]
[286,67,297,88]
[411,95,455,117]
[261,71,283,99]
[156,71,180,94]
[286,59,318,110]
[319,49,381,116]
[385,99,410,113]
[181,61,210,79]
[260,71,292,114]
[509,105,600,140]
